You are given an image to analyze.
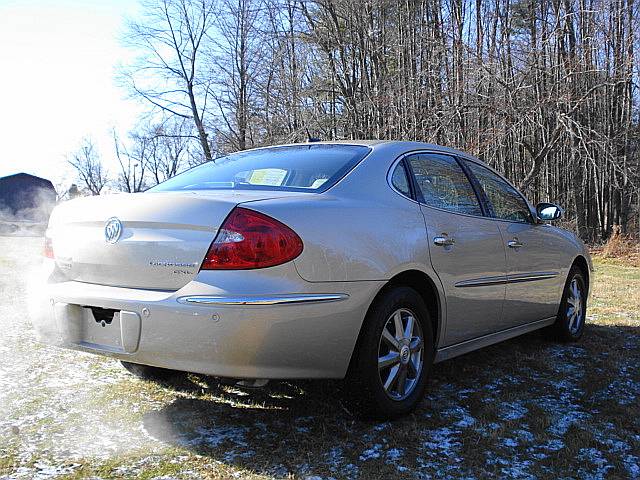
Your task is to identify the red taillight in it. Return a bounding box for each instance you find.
[201,207,303,270]
[43,236,54,259]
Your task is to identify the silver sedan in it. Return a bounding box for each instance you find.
[37,141,592,418]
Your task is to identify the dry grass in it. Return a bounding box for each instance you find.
[0,237,638,479]
[593,227,640,267]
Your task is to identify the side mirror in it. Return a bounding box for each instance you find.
[536,202,563,222]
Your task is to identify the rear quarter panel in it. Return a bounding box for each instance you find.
[244,144,434,283]
[244,144,448,348]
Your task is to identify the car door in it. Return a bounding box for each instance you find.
[404,153,508,347]
[463,159,566,325]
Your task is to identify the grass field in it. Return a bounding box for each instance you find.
[0,236,638,479]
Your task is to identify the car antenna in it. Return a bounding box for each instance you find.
[305,127,321,143]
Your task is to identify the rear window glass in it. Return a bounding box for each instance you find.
[147,145,371,193]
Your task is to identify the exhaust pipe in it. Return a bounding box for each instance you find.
[235,379,269,388]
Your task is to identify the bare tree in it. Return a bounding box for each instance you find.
[123,0,640,241]
[123,0,217,161]
[113,129,146,193]
[67,138,109,195]
[142,118,195,184]
[208,0,267,151]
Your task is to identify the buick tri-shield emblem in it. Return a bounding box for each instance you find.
[104,217,123,244]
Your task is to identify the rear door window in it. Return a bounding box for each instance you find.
[148,144,371,193]
[406,153,483,216]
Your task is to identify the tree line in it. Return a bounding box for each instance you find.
[69,0,639,243]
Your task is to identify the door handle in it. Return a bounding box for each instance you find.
[433,236,455,247]
[508,238,524,249]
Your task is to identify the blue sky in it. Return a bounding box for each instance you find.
[0,0,144,187]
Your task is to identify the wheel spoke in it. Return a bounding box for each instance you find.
[404,315,415,340]
[396,365,408,396]
[393,311,404,340]
[382,328,400,350]
[568,312,577,330]
[571,281,579,300]
[378,351,400,369]
[384,365,400,391]
[408,357,418,376]
[409,336,423,352]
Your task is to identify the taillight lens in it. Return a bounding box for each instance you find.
[201,207,303,270]
[43,236,54,259]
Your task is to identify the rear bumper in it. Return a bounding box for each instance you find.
[33,271,382,379]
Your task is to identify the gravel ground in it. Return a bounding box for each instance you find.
[0,236,638,479]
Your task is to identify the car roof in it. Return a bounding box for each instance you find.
[234,139,489,168]
[271,139,487,166]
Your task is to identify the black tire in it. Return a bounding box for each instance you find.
[120,361,179,381]
[548,266,587,342]
[345,286,435,419]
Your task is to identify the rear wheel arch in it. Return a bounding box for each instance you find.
[348,269,442,374]
[380,270,442,345]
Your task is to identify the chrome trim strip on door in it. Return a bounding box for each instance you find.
[454,275,508,288]
[455,271,559,288]
[180,293,349,306]
[507,271,560,283]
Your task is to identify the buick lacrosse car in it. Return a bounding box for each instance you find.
[37,141,592,418]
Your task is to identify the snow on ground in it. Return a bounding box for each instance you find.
[0,236,638,479]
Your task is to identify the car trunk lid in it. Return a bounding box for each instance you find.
[47,190,297,290]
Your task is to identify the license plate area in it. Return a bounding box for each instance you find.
[53,303,142,354]
[89,306,118,327]
[81,306,123,349]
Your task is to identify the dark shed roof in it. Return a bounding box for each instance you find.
[0,173,57,221]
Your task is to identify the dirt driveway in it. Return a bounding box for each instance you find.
[0,236,638,479]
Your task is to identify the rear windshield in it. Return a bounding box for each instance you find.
[147,144,371,193]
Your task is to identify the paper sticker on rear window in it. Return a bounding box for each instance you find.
[249,168,287,186]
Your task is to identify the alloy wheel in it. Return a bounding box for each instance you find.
[566,278,583,334]
[377,308,424,400]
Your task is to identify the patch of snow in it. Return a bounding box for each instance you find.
[502,438,518,448]
[422,427,461,456]
[359,443,383,461]
[386,448,403,462]
[498,401,528,421]
[543,439,565,451]
[536,395,590,436]
[384,448,408,472]
[578,447,613,479]
[373,422,390,432]
[486,456,535,480]
[515,429,535,443]
[186,425,248,449]
[626,457,640,478]
[443,405,476,428]
[324,446,344,469]
[11,461,80,479]
[456,388,475,399]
